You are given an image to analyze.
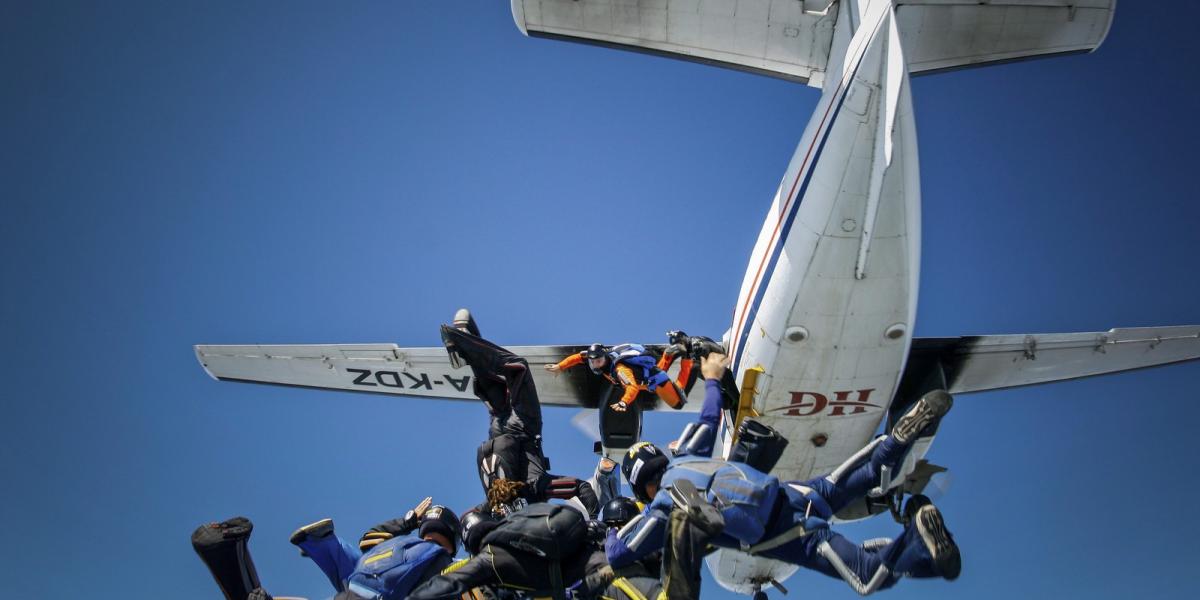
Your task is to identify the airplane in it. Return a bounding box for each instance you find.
[194,0,1200,595]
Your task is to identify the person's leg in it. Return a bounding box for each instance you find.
[442,325,543,438]
[290,520,361,593]
[649,371,687,410]
[191,516,265,600]
[809,391,953,513]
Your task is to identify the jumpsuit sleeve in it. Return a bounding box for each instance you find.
[555,352,585,370]
[674,379,722,458]
[364,516,418,538]
[614,364,641,407]
[605,492,673,569]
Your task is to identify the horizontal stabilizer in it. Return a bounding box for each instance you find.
[897,0,1116,75]
[195,343,701,412]
[511,1,1115,87]
[910,326,1200,395]
[512,0,838,85]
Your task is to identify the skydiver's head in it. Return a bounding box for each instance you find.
[622,442,669,503]
[460,508,501,556]
[418,505,461,555]
[601,496,641,529]
[586,343,609,374]
[486,478,526,513]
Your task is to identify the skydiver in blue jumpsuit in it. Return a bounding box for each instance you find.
[606,353,960,596]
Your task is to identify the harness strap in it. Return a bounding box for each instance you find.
[612,577,650,600]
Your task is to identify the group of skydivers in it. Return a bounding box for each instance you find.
[192,310,961,600]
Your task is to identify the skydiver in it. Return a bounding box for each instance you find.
[288,498,461,599]
[411,501,662,600]
[607,371,961,596]
[441,309,599,517]
[544,337,694,413]
[408,504,603,600]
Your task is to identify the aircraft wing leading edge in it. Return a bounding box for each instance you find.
[909,326,1200,395]
[194,343,702,412]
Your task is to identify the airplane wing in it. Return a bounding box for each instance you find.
[908,326,1200,395]
[510,0,1115,87]
[194,343,702,412]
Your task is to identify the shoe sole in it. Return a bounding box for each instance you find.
[916,505,960,580]
[893,391,953,442]
[289,518,334,546]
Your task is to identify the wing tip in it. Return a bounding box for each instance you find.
[193,345,219,381]
[511,0,529,36]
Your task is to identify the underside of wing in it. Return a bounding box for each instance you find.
[511,0,838,85]
[908,326,1200,395]
[194,343,701,412]
[897,0,1117,75]
[511,1,1116,87]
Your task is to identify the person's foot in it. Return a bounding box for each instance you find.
[453,308,480,337]
[907,495,961,580]
[665,330,691,357]
[440,324,466,369]
[688,336,726,359]
[289,518,334,556]
[891,390,953,444]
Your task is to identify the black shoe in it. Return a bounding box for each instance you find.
[440,325,466,369]
[892,390,953,444]
[453,308,480,337]
[289,518,334,556]
[909,496,960,581]
[688,336,726,360]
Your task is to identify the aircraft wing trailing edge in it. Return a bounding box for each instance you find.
[194,343,702,412]
[908,326,1200,395]
[511,0,1115,88]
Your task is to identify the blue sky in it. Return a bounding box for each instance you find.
[3,2,1199,599]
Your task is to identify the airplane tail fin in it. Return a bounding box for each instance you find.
[511,1,1115,88]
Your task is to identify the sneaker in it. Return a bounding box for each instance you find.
[910,497,961,580]
[289,518,334,556]
[453,308,480,337]
[891,390,953,443]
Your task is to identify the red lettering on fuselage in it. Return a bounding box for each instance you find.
[773,389,881,417]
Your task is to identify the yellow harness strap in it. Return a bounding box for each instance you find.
[611,577,649,600]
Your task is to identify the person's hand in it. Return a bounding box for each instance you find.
[609,400,628,412]
[403,496,433,529]
[544,363,561,374]
[667,439,680,452]
[598,457,616,473]
[700,352,729,381]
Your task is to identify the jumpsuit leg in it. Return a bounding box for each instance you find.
[648,370,687,409]
[442,325,544,439]
[295,534,361,593]
[803,434,911,514]
[656,353,695,393]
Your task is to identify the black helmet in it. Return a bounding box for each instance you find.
[622,442,669,503]
[585,343,610,374]
[601,497,641,529]
[418,505,461,554]
[459,508,500,556]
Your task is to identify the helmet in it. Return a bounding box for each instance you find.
[418,505,461,554]
[459,508,500,555]
[585,343,610,374]
[622,442,669,503]
[601,497,641,529]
